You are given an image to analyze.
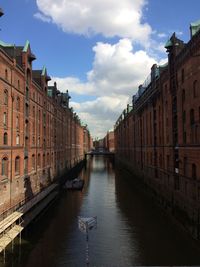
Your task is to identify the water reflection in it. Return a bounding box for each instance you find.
[1,156,200,266]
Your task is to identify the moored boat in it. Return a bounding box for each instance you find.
[65,178,84,190]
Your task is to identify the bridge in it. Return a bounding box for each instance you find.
[85,150,115,156]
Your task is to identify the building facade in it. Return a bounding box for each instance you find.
[0,40,92,214]
[103,131,115,152]
[114,22,200,240]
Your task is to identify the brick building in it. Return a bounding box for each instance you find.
[103,131,115,152]
[0,40,92,214]
[114,21,200,240]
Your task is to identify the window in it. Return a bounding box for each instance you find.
[183,157,187,176]
[2,157,8,177]
[183,131,187,143]
[16,134,20,145]
[3,112,7,127]
[43,154,45,168]
[25,103,29,117]
[5,69,8,80]
[38,154,41,168]
[33,106,35,118]
[182,89,185,104]
[47,153,50,165]
[192,164,197,179]
[24,157,28,174]
[167,155,170,169]
[182,110,186,123]
[3,133,8,145]
[16,97,20,111]
[32,154,35,170]
[190,109,195,126]
[181,68,184,83]
[16,116,19,129]
[193,80,198,98]
[15,156,20,175]
[4,90,8,105]
[18,80,20,89]
[26,87,29,100]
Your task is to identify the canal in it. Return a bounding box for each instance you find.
[2,155,200,266]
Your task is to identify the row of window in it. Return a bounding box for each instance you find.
[3,90,20,110]
[182,80,199,101]
[3,133,20,145]
[1,153,51,177]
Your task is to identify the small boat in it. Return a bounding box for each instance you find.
[65,178,85,190]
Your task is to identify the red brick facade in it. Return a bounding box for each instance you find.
[114,26,200,239]
[0,40,92,213]
[103,131,115,152]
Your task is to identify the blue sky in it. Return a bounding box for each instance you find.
[1,0,200,138]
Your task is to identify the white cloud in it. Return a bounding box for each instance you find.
[34,12,51,23]
[157,32,167,38]
[51,39,159,138]
[35,0,152,43]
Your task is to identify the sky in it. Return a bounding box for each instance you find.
[1,0,200,138]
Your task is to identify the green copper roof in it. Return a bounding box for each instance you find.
[23,40,30,52]
[0,40,14,47]
[190,19,200,37]
[164,39,172,49]
[42,66,46,76]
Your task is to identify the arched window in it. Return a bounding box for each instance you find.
[25,103,29,117]
[33,106,35,118]
[32,154,35,170]
[26,69,31,86]
[5,69,8,80]
[38,154,41,168]
[47,153,50,165]
[26,87,29,100]
[182,89,185,103]
[24,157,28,174]
[3,133,8,145]
[192,164,197,179]
[16,97,20,111]
[4,90,8,105]
[2,157,8,177]
[43,154,45,168]
[193,80,198,98]
[16,116,19,129]
[15,156,20,175]
[16,134,20,145]
[190,109,195,126]
[181,68,184,83]
[3,112,7,127]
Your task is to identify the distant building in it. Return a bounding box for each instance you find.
[114,21,200,240]
[103,131,115,152]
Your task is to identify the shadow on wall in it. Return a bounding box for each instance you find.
[24,176,34,200]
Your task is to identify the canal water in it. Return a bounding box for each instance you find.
[2,155,200,266]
